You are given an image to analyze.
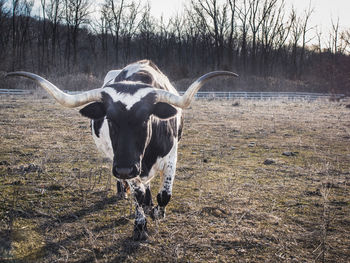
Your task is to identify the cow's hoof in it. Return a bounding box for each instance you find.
[133,221,148,241]
[116,191,128,200]
[133,229,148,241]
[143,205,153,216]
[150,206,165,221]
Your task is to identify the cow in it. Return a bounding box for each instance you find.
[7,60,238,240]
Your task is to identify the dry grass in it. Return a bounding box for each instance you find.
[0,95,349,262]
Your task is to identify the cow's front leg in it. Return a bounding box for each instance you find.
[142,183,153,216]
[116,180,130,199]
[152,155,177,220]
[131,182,148,241]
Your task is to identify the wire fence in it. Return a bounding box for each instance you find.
[179,91,346,100]
[0,89,33,95]
[0,89,345,101]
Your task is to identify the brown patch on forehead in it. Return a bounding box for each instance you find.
[126,71,154,85]
[125,70,162,90]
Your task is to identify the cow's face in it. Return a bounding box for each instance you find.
[80,90,177,179]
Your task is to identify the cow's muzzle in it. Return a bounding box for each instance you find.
[113,164,139,179]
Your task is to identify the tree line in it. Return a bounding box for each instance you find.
[0,0,349,94]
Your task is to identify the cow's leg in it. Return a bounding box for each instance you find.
[130,181,148,241]
[116,180,124,199]
[116,180,130,199]
[152,146,177,220]
[142,183,153,215]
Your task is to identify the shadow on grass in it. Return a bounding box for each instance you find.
[40,195,134,258]
[44,195,120,225]
[1,193,142,262]
[110,238,142,262]
[42,217,133,261]
[69,237,142,263]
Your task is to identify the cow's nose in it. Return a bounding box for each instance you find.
[113,163,139,179]
[115,167,133,176]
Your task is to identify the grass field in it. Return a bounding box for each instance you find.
[0,95,349,262]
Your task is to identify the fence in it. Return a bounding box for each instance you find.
[0,89,32,95]
[179,91,345,100]
[0,89,345,100]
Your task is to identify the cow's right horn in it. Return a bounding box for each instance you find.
[6,71,102,108]
[154,71,238,108]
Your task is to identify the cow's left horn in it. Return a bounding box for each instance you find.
[154,71,238,108]
[6,71,102,108]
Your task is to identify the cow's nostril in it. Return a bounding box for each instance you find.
[116,167,133,176]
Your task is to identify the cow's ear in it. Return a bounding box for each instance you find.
[152,102,178,119]
[79,102,106,119]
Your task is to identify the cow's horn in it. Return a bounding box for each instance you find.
[6,71,102,108]
[154,71,238,108]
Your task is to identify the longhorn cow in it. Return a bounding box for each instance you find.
[7,60,238,240]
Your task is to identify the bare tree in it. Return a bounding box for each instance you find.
[102,0,126,66]
[326,18,343,94]
[174,8,203,73]
[248,0,278,74]
[0,0,10,63]
[329,18,340,54]
[227,0,237,69]
[11,0,34,70]
[288,3,313,79]
[138,2,155,58]
[300,2,313,77]
[11,0,20,70]
[340,29,350,54]
[92,4,110,67]
[38,0,49,71]
[64,0,91,70]
[169,13,190,74]
[190,0,229,68]
[289,7,302,79]
[260,0,288,76]
[237,0,251,74]
[121,0,141,63]
[98,0,142,66]
[46,0,63,66]
[315,26,322,53]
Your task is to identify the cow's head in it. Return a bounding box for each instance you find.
[6,63,238,180]
[79,85,178,179]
